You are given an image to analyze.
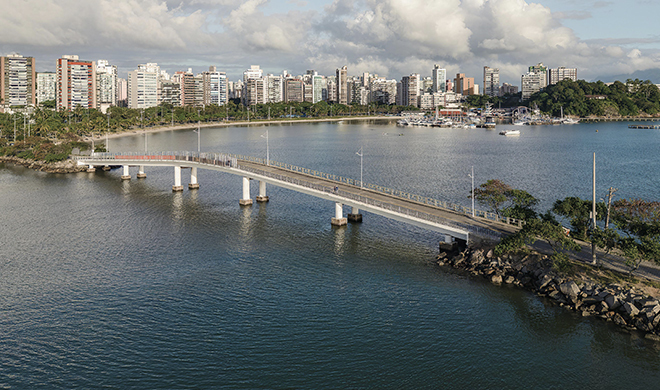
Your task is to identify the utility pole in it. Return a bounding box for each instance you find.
[591,152,597,265]
[605,187,617,229]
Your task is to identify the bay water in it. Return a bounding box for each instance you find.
[1,120,659,388]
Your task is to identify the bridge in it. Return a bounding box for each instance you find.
[75,152,523,246]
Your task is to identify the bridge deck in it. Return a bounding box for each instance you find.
[76,152,522,243]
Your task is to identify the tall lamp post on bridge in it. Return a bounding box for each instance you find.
[193,125,201,152]
[261,128,269,165]
[356,146,363,188]
[469,166,475,217]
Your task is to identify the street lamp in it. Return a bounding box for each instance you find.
[193,125,201,152]
[261,128,269,165]
[356,146,363,188]
[468,166,475,217]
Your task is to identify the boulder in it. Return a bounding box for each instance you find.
[538,274,554,289]
[559,281,581,299]
[605,294,621,310]
[491,275,503,284]
[549,291,564,301]
[623,302,640,317]
[504,276,515,284]
[613,313,627,326]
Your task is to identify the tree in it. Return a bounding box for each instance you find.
[610,199,660,272]
[552,197,606,241]
[471,179,538,219]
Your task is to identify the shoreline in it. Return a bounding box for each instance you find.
[87,115,397,142]
[439,244,660,340]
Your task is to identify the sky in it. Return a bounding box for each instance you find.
[1,0,660,85]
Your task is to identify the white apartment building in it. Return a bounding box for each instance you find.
[36,72,56,105]
[96,59,117,112]
[127,63,159,109]
[521,72,544,100]
[549,67,578,85]
[369,79,397,105]
[432,65,447,93]
[201,66,228,106]
[483,66,500,97]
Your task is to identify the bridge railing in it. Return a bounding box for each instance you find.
[237,164,504,240]
[75,151,524,229]
[224,154,524,228]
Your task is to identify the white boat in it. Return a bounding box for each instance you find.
[499,129,520,136]
[513,119,527,126]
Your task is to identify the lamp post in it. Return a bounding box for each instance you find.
[468,166,475,217]
[356,146,363,188]
[192,127,200,153]
[261,128,269,165]
[591,152,597,265]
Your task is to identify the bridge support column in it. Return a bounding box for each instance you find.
[256,181,269,202]
[188,167,199,189]
[137,165,146,179]
[331,202,347,226]
[347,206,362,223]
[172,166,184,192]
[239,177,253,206]
[87,164,96,173]
[121,165,130,180]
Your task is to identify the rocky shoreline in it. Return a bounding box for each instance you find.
[0,156,86,173]
[437,245,660,340]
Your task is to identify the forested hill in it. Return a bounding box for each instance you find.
[527,79,660,117]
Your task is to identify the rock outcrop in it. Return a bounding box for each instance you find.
[437,246,660,338]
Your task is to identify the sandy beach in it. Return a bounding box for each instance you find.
[87,115,397,142]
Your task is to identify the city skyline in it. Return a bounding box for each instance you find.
[1,0,659,84]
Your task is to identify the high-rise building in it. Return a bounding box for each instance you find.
[483,66,500,97]
[528,63,548,89]
[500,83,518,96]
[312,74,325,104]
[96,60,117,112]
[521,72,544,100]
[549,67,578,85]
[36,72,56,105]
[56,55,96,111]
[454,73,475,96]
[159,80,181,107]
[127,63,159,109]
[284,78,303,103]
[117,78,127,107]
[265,74,283,103]
[245,78,266,106]
[201,66,228,106]
[326,76,337,103]
[432,65,447,93]
[336,66,348,105]
[369,79,397,105]
[400,74,420,107]
[1,54,36,107]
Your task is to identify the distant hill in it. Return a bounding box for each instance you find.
[595,68,660,84]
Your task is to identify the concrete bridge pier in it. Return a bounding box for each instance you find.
[439,234,468,253]
[87,164,96,173]
[188,167,199,189]
[256,181,269,202]
[121,165,130,180]
[172,166,184,192]
[331,202,347,226]
[137,165,146,179]
[239,177,253,206]
[347,206,362,223]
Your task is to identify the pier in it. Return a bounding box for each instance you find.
[75,152,524,246]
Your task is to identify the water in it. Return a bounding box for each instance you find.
[1,120,660,388]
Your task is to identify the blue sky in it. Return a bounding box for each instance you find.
[1,0,659,85]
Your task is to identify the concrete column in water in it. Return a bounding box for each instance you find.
[172,166,184,192]
[137,165,146,179]
[239,176,253,206]
[121,165,130,180]
[347,206,362,223]
[87,164,96,173]
[256,180,269,202]
[331,202,347,226]
[188,167,199,189]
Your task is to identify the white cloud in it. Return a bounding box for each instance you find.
[2,0,660,82]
